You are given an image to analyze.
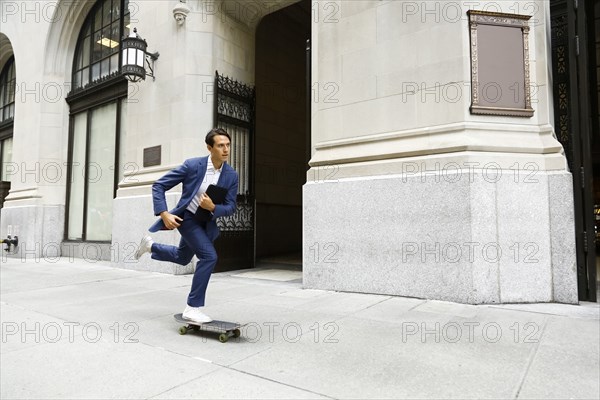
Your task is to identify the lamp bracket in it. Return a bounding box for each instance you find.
[144,51,159,81]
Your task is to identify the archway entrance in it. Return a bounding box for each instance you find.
[254,0,310,270]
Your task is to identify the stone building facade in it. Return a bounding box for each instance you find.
[1,0,597,304]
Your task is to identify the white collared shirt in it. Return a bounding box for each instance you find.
[186,157,222,214]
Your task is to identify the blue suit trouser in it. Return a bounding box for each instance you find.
[150,210,217,307]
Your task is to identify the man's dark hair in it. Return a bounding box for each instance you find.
[205,127,231,146]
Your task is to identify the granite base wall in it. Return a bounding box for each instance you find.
[111,193,195,275]
[0,205,64,261]
[303,169,578,304]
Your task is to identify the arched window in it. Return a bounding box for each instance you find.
[0,56,15,207]
[0,56,15,123]
[72,0,130,90]
[65,0,129,241]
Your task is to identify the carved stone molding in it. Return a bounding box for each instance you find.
[468,10,534,117]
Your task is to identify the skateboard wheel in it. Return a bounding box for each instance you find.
[219,333,229,343]
[179,326,188,335]
[232,329,241,338]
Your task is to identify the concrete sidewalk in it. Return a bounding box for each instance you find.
[1,257,598,400]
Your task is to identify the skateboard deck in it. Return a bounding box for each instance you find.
[174,313,242,343]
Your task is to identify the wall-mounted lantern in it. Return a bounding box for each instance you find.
[121,28,160,82]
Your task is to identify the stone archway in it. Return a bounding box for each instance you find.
[207,0,302,29]
[42,0,93,102]
[1,0,105,259]
[0,34,14,68]
[0,34,15,211]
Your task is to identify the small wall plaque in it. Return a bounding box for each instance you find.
[143,146,161,167]
[468,10,534,117]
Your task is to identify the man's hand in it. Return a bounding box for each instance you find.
[199,193,216,212]
[160,211,183,230]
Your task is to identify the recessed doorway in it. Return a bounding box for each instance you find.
[254,0,310,271]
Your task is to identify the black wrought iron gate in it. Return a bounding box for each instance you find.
[213,71,255,272]
[550,0,597,301]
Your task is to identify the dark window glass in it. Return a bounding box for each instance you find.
[0,57,16,123]
[72,0,130,90]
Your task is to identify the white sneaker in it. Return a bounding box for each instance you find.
[134,235,154,260]
[182,305,213,323]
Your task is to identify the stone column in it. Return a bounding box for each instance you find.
[303,0,578,304]
[0,1,81,260]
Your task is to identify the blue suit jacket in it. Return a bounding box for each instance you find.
[148,156,239,241]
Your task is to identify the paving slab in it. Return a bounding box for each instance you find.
[1,302,77,354]
[457,306,549,347]
[107,272,192,291]
[230,316,535,399]
[227,287,337,310]
[516,314,600,399]
[172,278,301,306]
[0,264,140,294]
[1,279,156,309]
[293,291,392,315]
[490,302,600,320]
[38,288,185,326]
[516,346,600,399]
[412,299,480,319]
[231,269,303,282]
[0,337,219,399]
[151,368,329,399]
[347,296,423,323]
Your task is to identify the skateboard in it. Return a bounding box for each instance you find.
[174,313,242,343]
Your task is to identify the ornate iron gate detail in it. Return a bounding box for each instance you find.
[550,5,573,171]
[550,0,598,302]
[214,71,255,233]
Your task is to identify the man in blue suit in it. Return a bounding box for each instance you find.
[135,128,239,323]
